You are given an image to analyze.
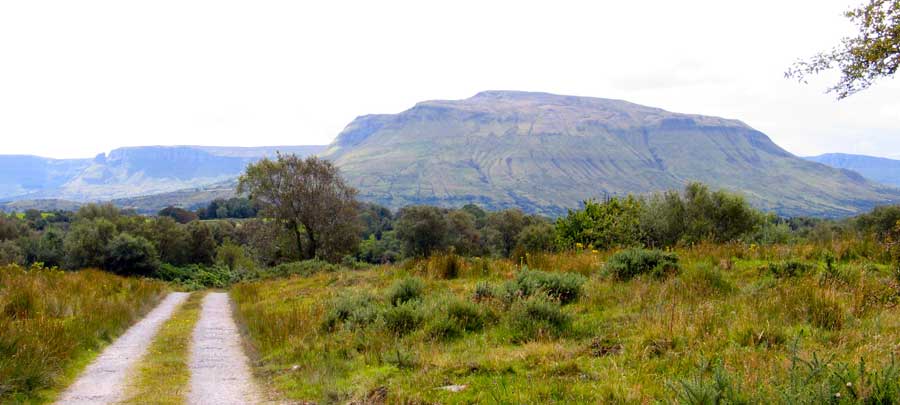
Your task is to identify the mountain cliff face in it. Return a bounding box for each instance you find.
[0,145,325,201]
[323,91,900,217]
[806,153,900,188]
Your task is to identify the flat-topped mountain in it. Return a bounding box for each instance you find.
[323,90,899,217]
[0,145,325,202]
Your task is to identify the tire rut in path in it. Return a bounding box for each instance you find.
[54,292,190,405]
[188,292,262,405]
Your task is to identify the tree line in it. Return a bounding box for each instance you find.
[0,154,894,279]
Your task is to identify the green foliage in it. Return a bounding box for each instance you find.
[263,259,340,278]
[425,296,485,340]
[502,267,586,304]
[516,222,556,253]
[104,233,160,276]
[322,292,378,331]
[605,248,680,280]
[395,206,448,257]
[473,281,496,301]
[484,209,533,257]
[357,231,402,264]
[154,263,238,289]
[787,0,900,99]
[671,360,749,405]
[767,261,815,278]
[381,301,424,336]
[555,196,644,250]
[506,294,571,342]
[215,240,255,273]
[64,218,117,269]
[157,206,198,224]
[386,277,425,306]
[0,240,24,266]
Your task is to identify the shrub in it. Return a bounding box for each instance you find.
[104,233,160,276]
[506,295,571,342]
[501,267,586,305]
[155,264,238,289]
[386,277,425,306]
[473,282,496,302]
[0,240,24,266]
[267,259,340,278]
[516,223,556,253]
[322,292,378,331]
[767,261,814,278]
[381,301,424,335]
[426,296,485,340]
[605,248,679,280]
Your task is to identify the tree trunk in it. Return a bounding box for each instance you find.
[305,227,317,259]
[290,221,304,261]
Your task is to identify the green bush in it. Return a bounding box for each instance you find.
[104,233,160,276]
[605,248,679,280]
[506,295,571,342]
[381,301,424,335]
[473,282,496,301]
[767,261,814,278]
[387,277,425,306]
[426,296,485,340]
[501,268,586,305]
[322,292,378,331]
[266,259,340,278]
[155,263,238,289]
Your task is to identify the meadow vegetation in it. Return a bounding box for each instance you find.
[0,264,167,403]
[231,243,900,403]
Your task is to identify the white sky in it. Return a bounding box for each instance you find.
[1,0,897,159]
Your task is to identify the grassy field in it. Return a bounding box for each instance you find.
[122,292,204,405]
[0,264,168,403]
[231,244,900,403]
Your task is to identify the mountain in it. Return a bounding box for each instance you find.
[806,153,900,188]
[322,90,900,217]
[0,145,325,202]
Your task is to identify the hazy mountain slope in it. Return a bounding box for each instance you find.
[0,145,325,202]
[323,90,900,217]
[806,153,900,188]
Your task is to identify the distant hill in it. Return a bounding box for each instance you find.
[322,90,900,217]
[0,145,325,202]
[806,153,900,188]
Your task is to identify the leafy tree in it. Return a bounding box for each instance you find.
[446,210,482,256]
[64,218,117,269]
[142,217,190,265]
[357,231,403,264]
[359,203,394,239]
[216,240,255,273]
[395,206,448,256]
[185,221,217,266]
[517,222,557,253]
[461,204,488,228]
[35,227,66,267]
[239,154,362,262]
[158,206,198,224]
[76,203,121,222]
[0,214,26,241]
[786,0,900,98]
[0,240,24,266]
[104,233,160,276]
[235,218,297,267]
[484,209,532,257]
[555,196,645,250]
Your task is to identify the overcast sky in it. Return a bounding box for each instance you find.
[1,0,897,159]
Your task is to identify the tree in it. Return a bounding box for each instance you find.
[395,206,448,257]
[484,209,532,257]
[104,233,160,276]
[185,221,217,265]
[555,197,644,251]
[238,154,362,262]
[786,0,900,98]
[64,218,117,269]
[158,206,198,224]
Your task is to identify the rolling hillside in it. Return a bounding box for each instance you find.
[323,90,900,217]
[0,145,325,202]
[806,153,900,188]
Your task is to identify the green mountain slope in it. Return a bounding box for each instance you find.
[323,90,900,217]
[806,153,900,188]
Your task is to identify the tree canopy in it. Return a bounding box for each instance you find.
[787,0,900,98]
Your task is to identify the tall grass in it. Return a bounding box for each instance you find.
[231,243,900,403]
[0,264,167,403]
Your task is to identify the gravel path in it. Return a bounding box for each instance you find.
[54,292,190,405]
[188,292,262,405]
